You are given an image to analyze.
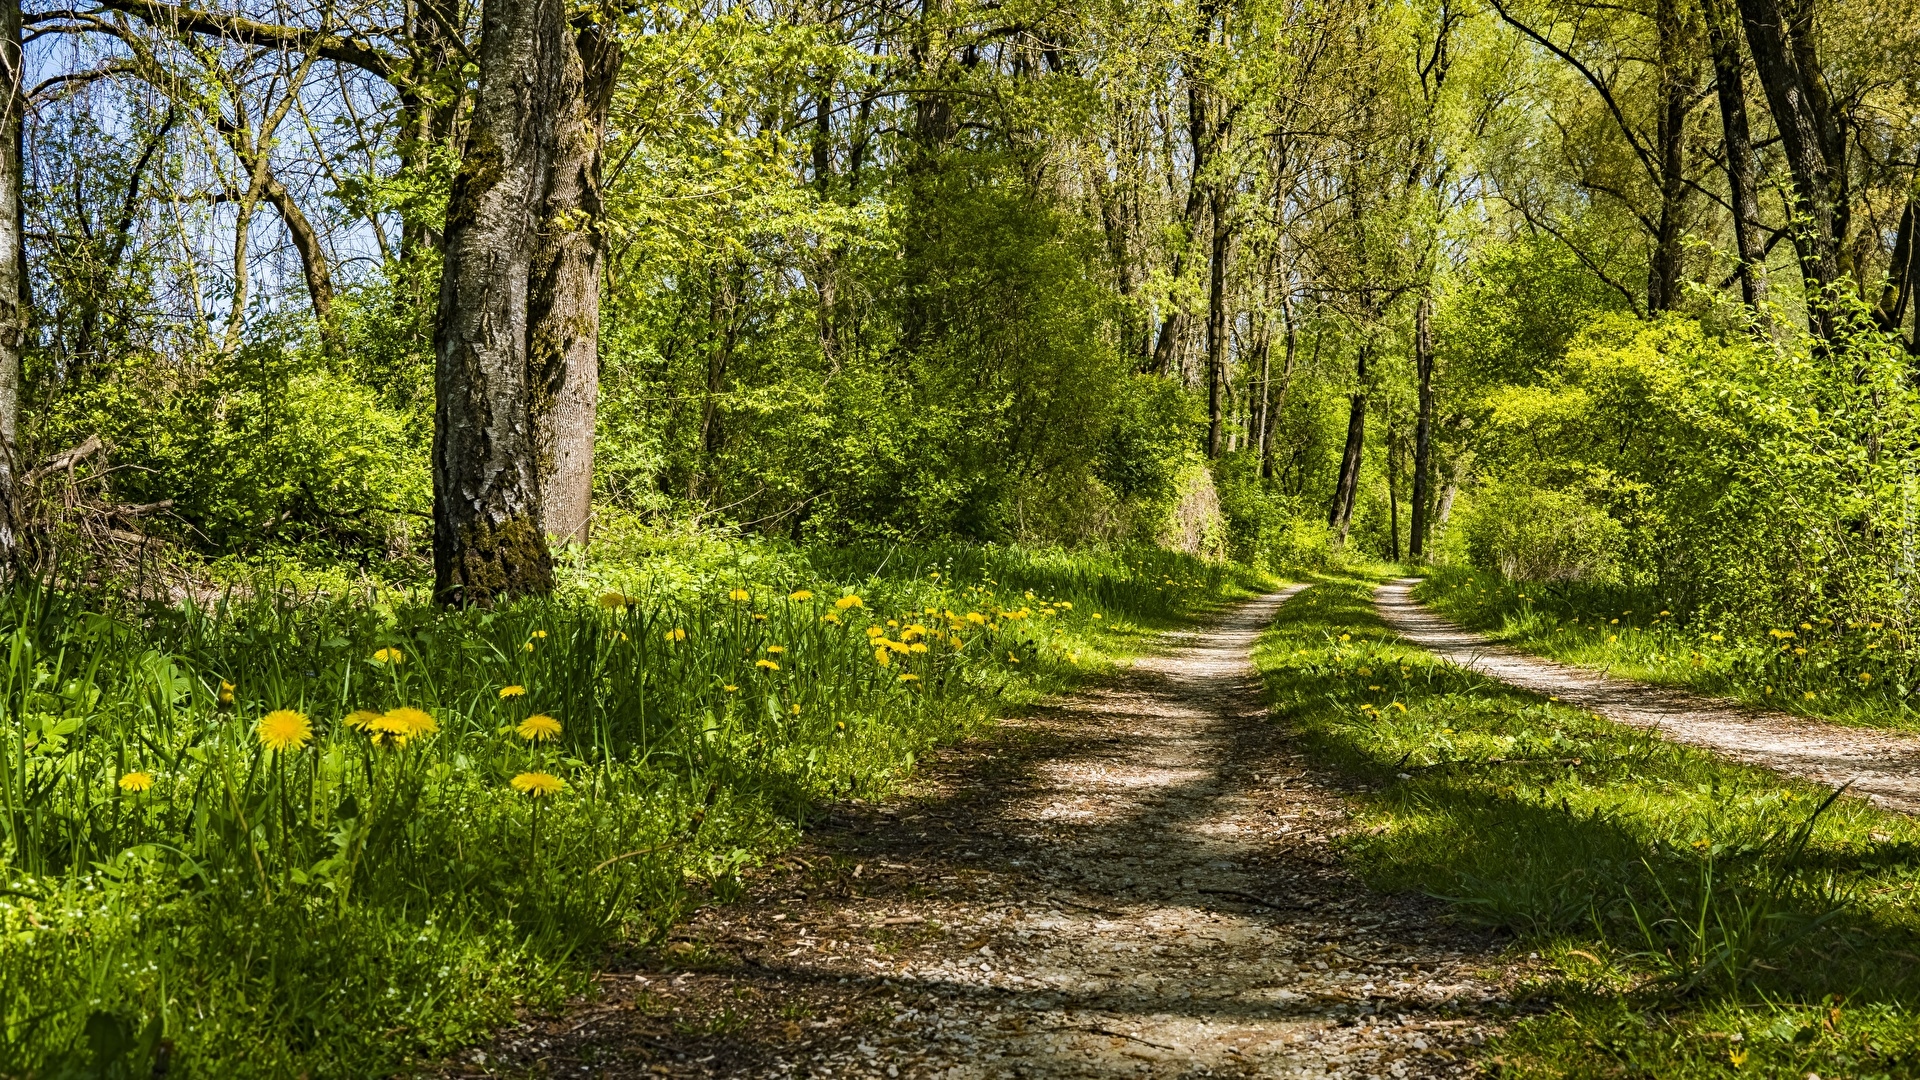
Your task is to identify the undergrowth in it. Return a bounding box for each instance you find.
[1,535,1270,1077]
[1257,575,1920,1079]
[1416,566,1920,730]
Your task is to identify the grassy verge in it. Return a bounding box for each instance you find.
[1415,566,1920,730]
[1,535,1273,1077]
[1256,574,1920,1079]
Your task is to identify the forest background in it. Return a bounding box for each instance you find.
[2,0,1920,1070]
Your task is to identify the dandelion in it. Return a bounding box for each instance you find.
[791,703,802,716]
[866,626,885,639]
[1007,653,1020,664]
[1711,633,1725,642]
[1800,622,1813,631]
[1068,652,1079,664]
[1338,634,1351,642]
[756,659,780,671]
[909,642,928,653]
[517,714,562,742]
[499,685,527,699]
[510,772,565,798]
[524,642,535,653]
[753,613,768,622]
[789,589,815,601]
[728,588,752,602]
[374,707,438,745]
[1058,602,1072,610]
[874,648,891,667]
[531,630,547,639]
[664,628,687,642]
[949,636,964,649]
[372,647,404,664]
[1804,691,1816,700]
[119,771,154,793]
[342,709,382,731]
[836,594,864,610]
[965,612,985,625]
[1092,614,1102,620]
[600,592,629,609]
[723,684,739,692]
[219,680,235,705]
[898,673,920,682]
[820,613,841,624]
[766,645,786,654]
[256,709,313,752]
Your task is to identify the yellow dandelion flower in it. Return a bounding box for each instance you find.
[965,612,986,625]
[1007,653,1020,664]
[789,589,815,601]
[342,709,382,731]
[600,592,629,609]
[1068,652,1079,664]
[766,645,786,654]
[791,703,802,716]
[517,714,562,742]
[510,771,565,797]
[723,684,739,692]
[753,613,768,622]
[950,636,964,649]
[372,647,403,664]
[756,659,780,671]
[835,594,864,610]
[499,685,527,699]
[665,627,687,642]
[874,647,891,667]
[218,680,235,704]
[256,710,313,752]
[118,771,154,793]
[728,588,752,602]
[380,706,438,739]
[1338,634,1351,642]
[909,642,928,653]
[524,642,535,653]
[1091,613,1102,620]
[898,673,920,683]
[820,612,841,624]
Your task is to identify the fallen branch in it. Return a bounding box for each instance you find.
[1197,887,1313,911]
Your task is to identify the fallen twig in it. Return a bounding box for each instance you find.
[1197,887,1313,911]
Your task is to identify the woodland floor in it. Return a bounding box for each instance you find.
[1375,578,1920,814]
[441,588,1523,1079]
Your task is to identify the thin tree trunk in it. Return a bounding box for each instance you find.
[1205,186,1229,458]
[261,172,341,354]
[1735,0,1843,335]
[1648,0,1690,313]
[0,0,21,565]
[1261,287,1296,481]
[1705,0,1769,316]
[431,0,566,604]
[1327,342,1368,543]
[527,21,620,548]
[1387,407,1401,562]
[1408,295,1435,559]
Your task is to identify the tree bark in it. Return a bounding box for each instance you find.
[527,20,619,548]
[261,171,341,354]
[1704,0,1769,315]
[431,0,566,604]
[1735,0,1844,335]
[1647,0,1691,313]
[1877,197,1914,342]
[0,0,20,565]
[1205,186,1229,458]
[1326,342,1367,543]
[1408,295,1435,559]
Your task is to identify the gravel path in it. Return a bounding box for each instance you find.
[1377,577,1920,813]
[450,589,1516,1079]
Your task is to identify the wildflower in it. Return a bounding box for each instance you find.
[756,659,780,671]
[510,771,565,798]
[909,643,929,653]
[219,680,235,705]
[723,684,739,692]
[499,685,527,699]
[1338,634,1351,642]
[1871,621,1884,630]
[1369,685,1382,691]
[898,673,919,683]
[600,592,629,609]
[1609,619,1619,625]
[1861,672,1874,683]
[372,647,403,664]
[1068,652,1078,664]
[729,588,752,602]
[531,630,547,639]
[949,636,964,649]
[1803,691,1816,700]
[524,642,535,653]
[866,626,885,639]
[1800,622,1813,631]
[789,589,815,601]
[517,714,562,742]
[1392,702,1407,713]
[1769,629,1796,640]
[791,703,802,716]
[766,645,786,654]
[342,709,382,731]
[1608,635,1619,643]
[1007,653,1020,664]
[1092,614,1102,620]
[256,709,313,752]
[664,627,687,642]
[820,613,841,624]
[119,771,154,793]
[874,648,891,667]
[1358,667,1373,676]
[836,594,864,610]
[1058,601,1073,610]
[1711,633,1725,642]
[376,707,438,744]
[753,613,768,622]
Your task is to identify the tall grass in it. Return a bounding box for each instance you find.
[1256,576,1920,1078]
[0,539,1264,1077]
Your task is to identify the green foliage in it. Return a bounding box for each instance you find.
[1456,482,1626,583]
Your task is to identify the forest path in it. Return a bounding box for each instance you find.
[1376,578,1920,813]
[454,588,1513,1079]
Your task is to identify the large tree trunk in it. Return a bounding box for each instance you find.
[1326,343,1368,543]
[1204,187,1229,458]
[1735,0,1844,335]
[1647,0,1691,313]
[1877,197,1915,344]
[527,21,620,548]
[0,0,20,565]
[431,0,566,604]
[1408,295,1435,560]
[1704,0,1769,316]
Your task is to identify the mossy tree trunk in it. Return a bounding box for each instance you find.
[432,0,569,604]
[0,0,22,568]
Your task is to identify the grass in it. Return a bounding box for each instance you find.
[0,533,1273,1077]
[1256,573,1920,1079]
[1416,565,1920,730]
